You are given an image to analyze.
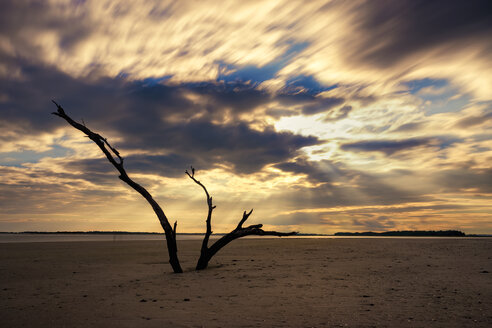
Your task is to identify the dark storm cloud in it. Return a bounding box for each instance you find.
[0,56,319,175]
[340,138,433,155]
[188,82,271,114]
[124,154,201,178]
[354,0,492,66]
[118,120,318,174]
[0,56,132,134]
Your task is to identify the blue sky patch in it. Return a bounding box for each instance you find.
[0,145,73,167]
[217,41,309,85]
[404,78,448,94]
[285,75,337,95]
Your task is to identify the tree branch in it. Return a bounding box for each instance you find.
[187,167,298,270]
[52,101,183,273]
[236,209,253,230]
[186,166,215,256]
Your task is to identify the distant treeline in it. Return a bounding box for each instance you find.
[334,230,466,237]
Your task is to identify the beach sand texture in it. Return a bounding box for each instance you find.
[1,238,491,327]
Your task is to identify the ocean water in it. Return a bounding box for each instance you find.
[0,233,190,243]
[0,234,325,243]
[0,233,471,243]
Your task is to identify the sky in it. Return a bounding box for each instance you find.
[0,0,491,234]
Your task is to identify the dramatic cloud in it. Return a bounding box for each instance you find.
[0,0,491,233]
[0,61,320,174]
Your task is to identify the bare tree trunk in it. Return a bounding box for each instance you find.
[186,167,297,270]
[52,101,183,273]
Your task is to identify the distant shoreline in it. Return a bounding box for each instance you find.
[0,231,323,237]
[0,230,490,237]
[335,230,472,237]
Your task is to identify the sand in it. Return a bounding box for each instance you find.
[1,238,491,327]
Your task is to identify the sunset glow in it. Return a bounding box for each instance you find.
[1,0,491,234]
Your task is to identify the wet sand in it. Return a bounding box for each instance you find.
[1,238,491,327]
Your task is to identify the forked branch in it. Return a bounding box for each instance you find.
[187,168,297,270]
[52,101,183,273]
[186,166,216,258]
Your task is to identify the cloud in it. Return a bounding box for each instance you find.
[0,0,314,82]
[275,158,341,184]
[0,165,124,217]
[455,112,492,128]
[392,122,425,133]
[0,55,320,176]
[273,158,432,209]
[118,119,319,174]
[352,216,396,231]
[3,0,491,101]
[274,92,345,116]
[189,82,271,115]
[300,97,345,116]
[323,105,352,122]
[435,167,492,194]
[354,0,492,67]
[340,138,434,155]
[1,0,491,233]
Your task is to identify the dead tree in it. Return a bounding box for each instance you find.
[52,101,297,273]
[186,167,297,270]
[51,101,183,273]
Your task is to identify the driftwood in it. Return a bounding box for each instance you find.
[186,167,297,270]
[52,101,183,273]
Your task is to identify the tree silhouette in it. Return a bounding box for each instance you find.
[186,167,297,270]
[51,101,183,272]
[52,101,296,273]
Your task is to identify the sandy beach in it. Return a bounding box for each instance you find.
[1,238,491,327]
